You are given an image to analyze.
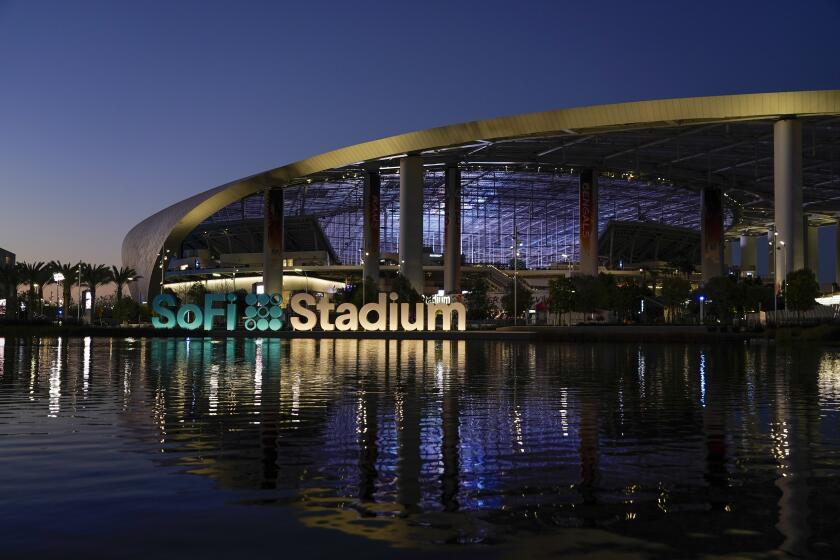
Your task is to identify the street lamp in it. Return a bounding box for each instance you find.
[76,261,83,321]
[699,294,705,324]
[53,272,65,321]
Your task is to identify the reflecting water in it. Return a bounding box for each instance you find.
[1,337,840,558]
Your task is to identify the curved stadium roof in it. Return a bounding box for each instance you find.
[124,90,840,298]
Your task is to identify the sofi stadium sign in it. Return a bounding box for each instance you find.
[151,292,467,332]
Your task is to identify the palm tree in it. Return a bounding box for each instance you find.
[0,263,21,319]
[49,261,80,319]
[16,261,49,318]
[80,264,111,323]
[109,265,138,302]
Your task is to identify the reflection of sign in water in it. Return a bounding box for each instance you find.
[151,292,467,332]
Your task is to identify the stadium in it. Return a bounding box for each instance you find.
[122,91,840,313]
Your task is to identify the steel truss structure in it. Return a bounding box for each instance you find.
[193,169,731,269]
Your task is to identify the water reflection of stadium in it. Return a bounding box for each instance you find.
[1,338,837,553]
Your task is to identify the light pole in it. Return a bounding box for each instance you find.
[699,295,705,324]
[159,248,170,295]
[511,230,522,325]
[76,261,83,321]
[779,240,787,306]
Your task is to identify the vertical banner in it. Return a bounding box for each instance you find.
[701,187,723,282]
[579,169,599,276]
[263,188,285,295]
[444,166,461,293]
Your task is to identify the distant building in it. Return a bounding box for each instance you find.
[0,247,13,268]
[0,247,14,316]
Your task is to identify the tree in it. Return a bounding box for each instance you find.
[612,278,646,322]
[697,276,739,323]
[548,276,575,325]
[660,276,691,323]
[334,275,379,307]
[49,261,80,319]
[668,254,696,279]
[0,263,21,319]
[112,296,149,325]
[571,275,608,316]
[186,282,208,305]
[16,261,49,318]
[741,276,773,313]
[785,268,820,311]
[390,273,423,304]
[80,264,111,322]
[464,274,493,320]
[109,265,138,302]
[501,277,533,321]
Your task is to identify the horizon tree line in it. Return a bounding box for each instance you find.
[0,261,138,320]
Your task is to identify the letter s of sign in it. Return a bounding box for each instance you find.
[151,293,177,329]
[289,293,317,330]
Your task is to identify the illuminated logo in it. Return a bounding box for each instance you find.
[289,292,466,331]
[151,293,240,331]
[151,291,466,332]
[244,293,284,331]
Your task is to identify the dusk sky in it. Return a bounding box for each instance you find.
[1,0,839,272]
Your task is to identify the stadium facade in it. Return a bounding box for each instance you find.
[123,91,840,303]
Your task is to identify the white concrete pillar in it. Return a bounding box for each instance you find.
[740,235,757,273]
[701,186,724,282]
[363,170,381,284]
[262,188,284,296]
[806,223,819,274]
[579,168,599,276]
[399,155,425,294]
[444,165,461,294]
[773,118,803,291]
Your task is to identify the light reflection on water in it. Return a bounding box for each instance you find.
[1,337,840,557]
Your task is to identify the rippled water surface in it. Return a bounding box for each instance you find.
[2,337,840,558]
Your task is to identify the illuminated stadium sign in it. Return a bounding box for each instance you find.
[151,292,466,332]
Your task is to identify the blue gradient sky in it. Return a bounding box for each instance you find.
[1,0,839,276]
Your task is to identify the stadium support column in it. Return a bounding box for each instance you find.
[806,222,819,275]
[740,235,757,274]
[773,118,803,291]
[444,165,461,294]
[835,223,840,287]
[724,239,733,270]
[263,188,284,296]
[701,186,724,282]
[400,155,425,294]
[363,170,381,286]
[579,169,599,276]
